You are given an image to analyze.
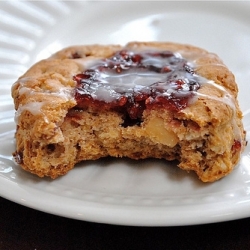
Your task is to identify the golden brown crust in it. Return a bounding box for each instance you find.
[11,42,246,182]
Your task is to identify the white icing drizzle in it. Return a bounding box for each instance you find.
[75,51,201,103]
[74,50,235,113]
[197,79,236,110]
[18,85,73,101]
[13,76,74,124]
[196,82,243,146]
[13,76,74,101]
[15,102,49,124]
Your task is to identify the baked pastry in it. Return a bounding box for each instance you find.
[11,42,246,182]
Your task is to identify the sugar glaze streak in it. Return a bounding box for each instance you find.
[74,50,201,120]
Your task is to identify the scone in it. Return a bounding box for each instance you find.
[11,42,246,182]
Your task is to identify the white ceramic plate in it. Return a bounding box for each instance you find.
[1,1,250,226]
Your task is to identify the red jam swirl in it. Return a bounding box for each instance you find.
[74,50,200,120]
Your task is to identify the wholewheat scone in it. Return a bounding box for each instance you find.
[11,42,246,182]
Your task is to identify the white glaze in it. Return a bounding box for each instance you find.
[76,51,200,102]
[15,102,48,124]
[13,75,74,124]
[75,50,237,121]
[14,76,74,101]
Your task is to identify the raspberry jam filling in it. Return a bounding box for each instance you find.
[73,50,200,121]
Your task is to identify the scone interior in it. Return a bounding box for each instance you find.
[11,42,246,182]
